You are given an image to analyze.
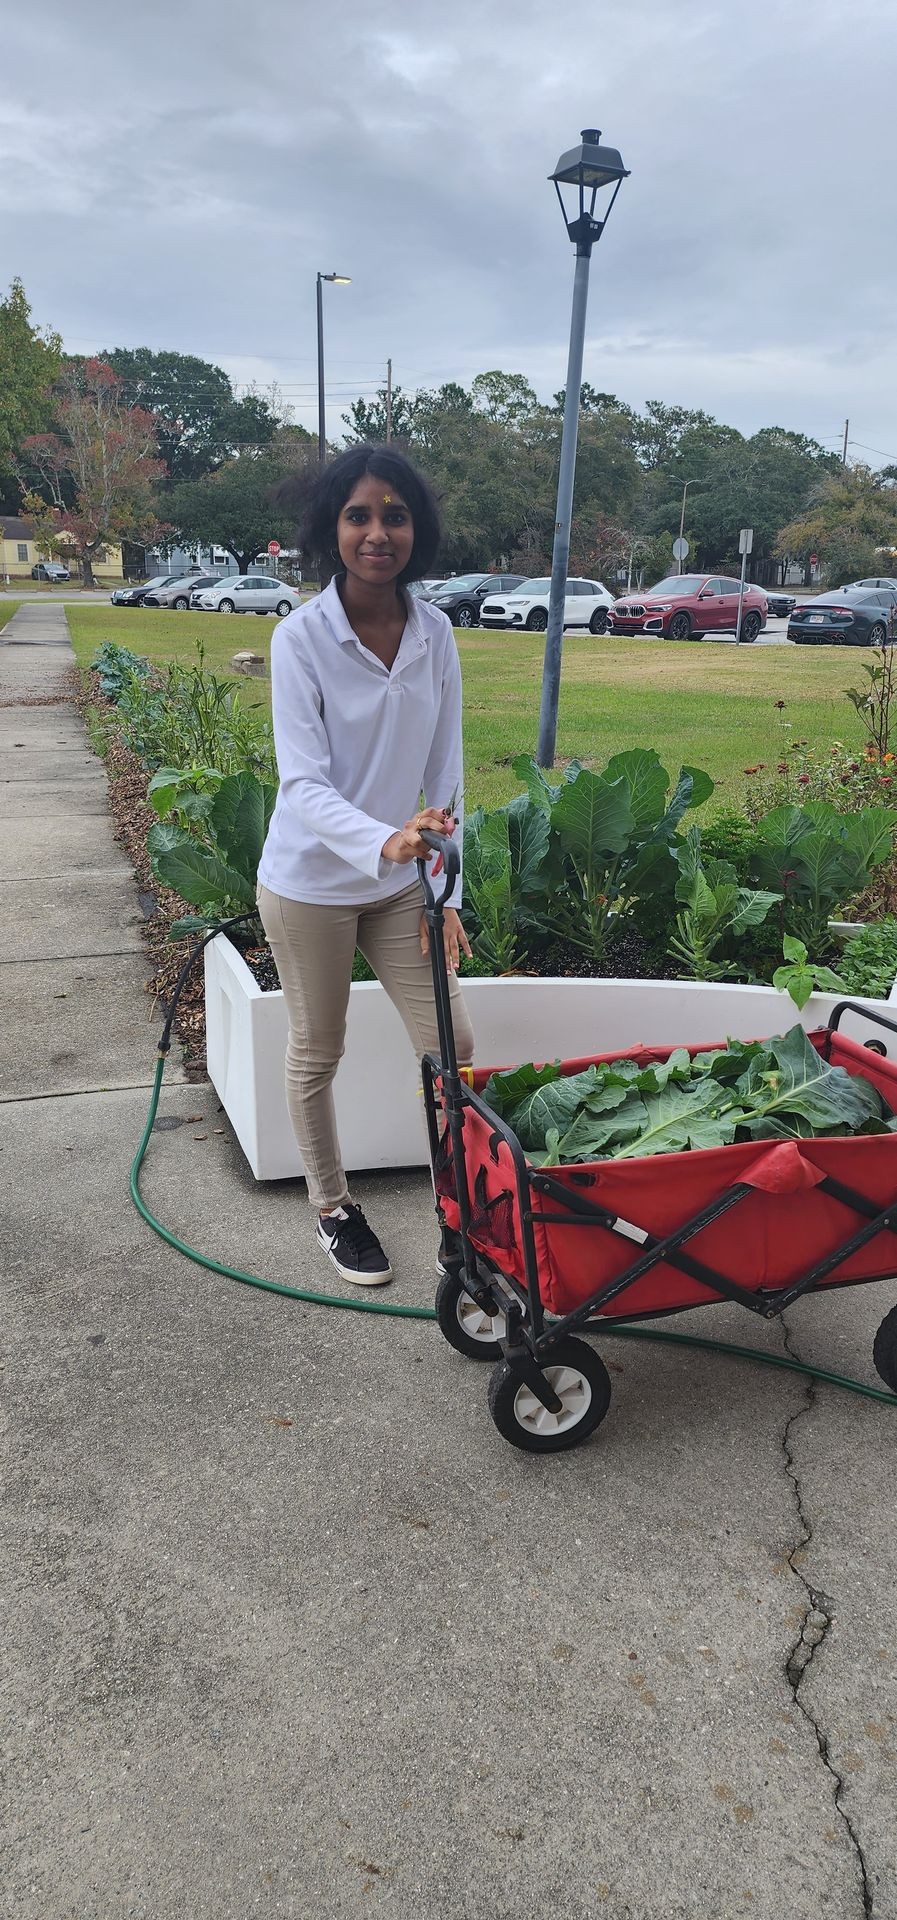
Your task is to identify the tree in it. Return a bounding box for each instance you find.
[0,279,62,502]
[342,383,419,444]
[20,359,167,585]
[471,371,537,426]
[166,427,315,574]
[658,428,841,578]
[99,347,278,482]
[776,464,897,587]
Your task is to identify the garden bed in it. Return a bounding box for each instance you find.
[205,928,897,1181]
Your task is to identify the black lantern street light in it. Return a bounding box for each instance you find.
[536,130,630,768]
[316,270,351,464]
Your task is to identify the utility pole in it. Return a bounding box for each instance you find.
[842,418,849,465]
[385,358,393,443]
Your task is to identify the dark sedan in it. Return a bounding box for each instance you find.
[788,587,897,646]
[423,572,526,628]
[763,588,796,618]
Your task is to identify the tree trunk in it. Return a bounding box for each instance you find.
[80,552,96,588]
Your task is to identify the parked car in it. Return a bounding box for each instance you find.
[423,573,526,628]
[762,588,796,618]
[31,560,70,581]
[194,574,301,616]
[144,572,225,609]
[111,574,192,607]
[609,574,768,642]
[788,587,897,647]
[839,576,897,592]
[410,578,446,595]
[480,576,614,634]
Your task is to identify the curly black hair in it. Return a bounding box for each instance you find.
[274,444,441,587]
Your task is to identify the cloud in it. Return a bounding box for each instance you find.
[3,0,896,465]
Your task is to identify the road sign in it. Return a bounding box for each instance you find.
[672,536,689,561]
[738,528,754,556]
[267,540,281,555]
[810,552,818,567]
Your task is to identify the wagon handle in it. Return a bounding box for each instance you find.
[415,829,460,913]
[828,1000,897,1043]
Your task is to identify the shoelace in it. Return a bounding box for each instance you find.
[333,1207,384,1258]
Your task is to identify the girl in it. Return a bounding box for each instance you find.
[256,444,474,1286]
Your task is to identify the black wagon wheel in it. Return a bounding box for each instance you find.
[435,1267,511,1361]
[589,608,608,634]
[667,610,692,641]
[873,1302,897,1393]
[868,622,888,647]
[740,610,762,642]
[526,607,548,631]
[455,604,475,628]
[487,1336,612,1453]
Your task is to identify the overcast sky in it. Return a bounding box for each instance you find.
[3,0,896,466]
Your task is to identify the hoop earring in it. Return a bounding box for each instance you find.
[329,547,340,562]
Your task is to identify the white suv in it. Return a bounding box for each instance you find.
[479,576,613,634]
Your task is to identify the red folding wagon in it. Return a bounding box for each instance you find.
[418,836,897,1454]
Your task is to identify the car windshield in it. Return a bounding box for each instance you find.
[437,576,485,593]
[645,576,705,596]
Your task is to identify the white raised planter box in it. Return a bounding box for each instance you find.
[204,933,897,1182]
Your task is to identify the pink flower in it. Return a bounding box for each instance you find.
[798,774,811,785]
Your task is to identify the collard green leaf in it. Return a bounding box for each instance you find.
[603,749,669,829]
[210,771,271,884]
[508,1066,603,1150]
[510,755,559,814]
[481,1059,560,1122]
[550,769,635,862]
[149,836,256,912]
[735,1025,882,1133]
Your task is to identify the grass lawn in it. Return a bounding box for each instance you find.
[64,605,868,813]
[0,602,22,633]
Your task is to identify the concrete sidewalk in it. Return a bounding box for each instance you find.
[2,602,895,1919]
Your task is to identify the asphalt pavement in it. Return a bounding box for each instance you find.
[2,600,894,1920]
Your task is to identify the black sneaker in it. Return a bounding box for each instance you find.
[315,1205,392,1286]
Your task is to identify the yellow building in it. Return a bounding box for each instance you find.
[0,516,124,581]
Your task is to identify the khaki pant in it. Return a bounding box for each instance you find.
[257,881,475,1211]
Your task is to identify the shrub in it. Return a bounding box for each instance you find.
[839,918,897,1000]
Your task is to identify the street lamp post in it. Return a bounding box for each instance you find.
[678,481,691,573]
[316,271,351,464]
[536,129,629,768]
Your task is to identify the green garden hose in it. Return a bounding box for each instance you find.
[131,1051,897,1408]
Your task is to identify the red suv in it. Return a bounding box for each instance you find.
[609,574,768,642]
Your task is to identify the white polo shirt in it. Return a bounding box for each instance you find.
[257,579,464,909]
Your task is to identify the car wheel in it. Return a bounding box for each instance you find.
[526,607,548,631]
[173,596,189,610]
[217,599,235,614]
[740,611,762,642]
[455,605,475,628]
[275,599,292,617]
[869,622,888,647]
[667,611,692,640]
[589,608,608,634]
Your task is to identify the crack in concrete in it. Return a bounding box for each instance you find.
[779,1317,873,1916]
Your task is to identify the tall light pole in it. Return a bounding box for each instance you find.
[678,480,691,572]
[536,131,629,768]
[316,271,351,464]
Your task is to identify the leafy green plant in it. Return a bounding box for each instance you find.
[147,769,276,936]
[667,828,780,980]
[747,801,897,948]
[462,794,549,971]
[845,650,897,760]
[482,1025,889,1165]
[838,917,897,1000]
[771,934,846,1011]
[699,809,764,881]
[146,764,224,830]
[90,640,153,700]
[510,749,714,966]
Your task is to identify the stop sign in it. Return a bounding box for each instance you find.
[809,552,818,567]
[267,540,281,556]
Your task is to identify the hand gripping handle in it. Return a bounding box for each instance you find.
[415,829,460,912]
